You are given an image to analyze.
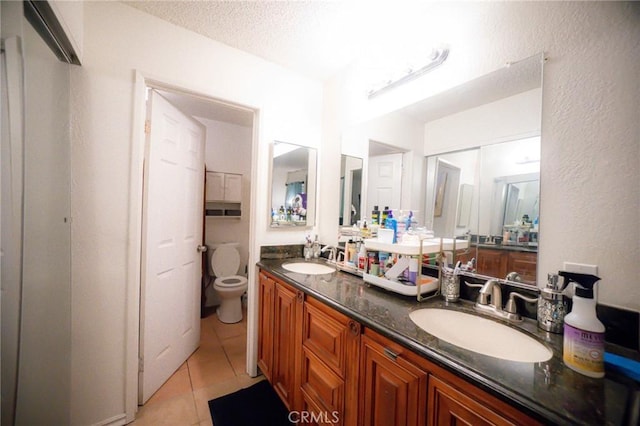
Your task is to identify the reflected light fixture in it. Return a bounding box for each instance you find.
[367,47,449,99]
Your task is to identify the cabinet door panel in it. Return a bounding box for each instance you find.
[273,282,298,409]
[429,375,533,426]
[359,334,427,426]
[205,172,224,201]
[257,273,275,381]
[477,248,507,279]
[224,173,242,202]
[507,251,537,284]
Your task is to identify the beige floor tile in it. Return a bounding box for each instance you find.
[228,353,247,376]
[188,341,226,368]
[236,373,265,389]
[211,320,246,340]
[132,393,198,426]
[189,355,237,390]
[146,367,193,405]
[220,334,246,358]
[192,376,243,423]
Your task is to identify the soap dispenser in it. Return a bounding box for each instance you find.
[537,273,569,333]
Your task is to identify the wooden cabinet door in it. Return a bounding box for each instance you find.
[476,248,507,279]
[428,375,539,426]
[507,251,537,284]
[273,281,302,410]
[359,333,428,426]
[257,272,275,381]
[302,298,361,426]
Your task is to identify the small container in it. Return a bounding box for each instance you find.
[537,273,568,333]
[440,269,459,302]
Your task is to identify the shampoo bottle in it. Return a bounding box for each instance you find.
[371,206,380,225]
[385,210,398,243]
[560,271,605,378]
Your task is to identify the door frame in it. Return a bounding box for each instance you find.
[126,72,259,421]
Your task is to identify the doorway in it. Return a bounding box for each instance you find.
[134,79,256,411]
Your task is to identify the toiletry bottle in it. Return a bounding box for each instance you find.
[371,206,380,225]
[560,271,605,378]
[385,210,398,243]
[381,206,390,228]
[343,240,351,265]
[357,243,367,270]
[312,235,320,258]
[405,211,413,233]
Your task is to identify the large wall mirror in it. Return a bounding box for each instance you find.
[341,52,543,284]
[339,154,363,226]
[269,141,317,228]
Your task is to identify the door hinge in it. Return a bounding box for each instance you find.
[144,120,151,135]
[138,357,144,372]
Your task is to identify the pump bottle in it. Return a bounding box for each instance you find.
[560,271,605,378]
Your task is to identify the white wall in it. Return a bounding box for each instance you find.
[70,2,322,425]
[425,88,542,155]
[201,118,252,274]
[323,2,640,312]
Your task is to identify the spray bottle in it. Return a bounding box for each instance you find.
[560,271,605,378]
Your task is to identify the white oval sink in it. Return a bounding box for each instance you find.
[409,309,552,363]
[282,262,335,275]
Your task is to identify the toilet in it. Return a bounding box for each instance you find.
[210,243,248,323]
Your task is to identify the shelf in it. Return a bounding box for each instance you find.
[363,273,438,296]
[363,238,468,255]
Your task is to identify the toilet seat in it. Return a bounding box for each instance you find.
[214,275,248,288]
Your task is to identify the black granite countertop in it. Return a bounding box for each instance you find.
[257,258,636,425]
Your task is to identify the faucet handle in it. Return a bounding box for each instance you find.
[505,292,538,314]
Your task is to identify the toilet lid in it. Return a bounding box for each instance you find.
[211,246,239,277]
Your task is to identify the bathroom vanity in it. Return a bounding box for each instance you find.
[257,259,632,425]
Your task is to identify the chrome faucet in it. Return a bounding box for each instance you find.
[468,279,522,322]
[478,279,502,307]
[504,292,538,321]
[320,245,337,262]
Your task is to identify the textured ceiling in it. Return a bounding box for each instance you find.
[123,1,462,81]
[124,1,365,80]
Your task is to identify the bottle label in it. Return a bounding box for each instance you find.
[563,324,604,374]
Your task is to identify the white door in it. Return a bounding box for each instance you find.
[367,153,403,216]
[139,90,205,403]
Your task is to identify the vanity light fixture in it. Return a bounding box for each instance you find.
[367,47,449,99]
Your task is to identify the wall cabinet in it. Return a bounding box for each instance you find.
[258,268,539,426]
[205,171,242,216]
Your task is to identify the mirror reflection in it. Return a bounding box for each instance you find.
[270,141,317,227]
[339,155,363,226]
[366,141,407,224]
[341,53,543,284]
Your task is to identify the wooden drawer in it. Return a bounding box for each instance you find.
[303,298,350,378]
[300,347,345,423]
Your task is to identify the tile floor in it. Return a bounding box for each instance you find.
[131,308,263,426]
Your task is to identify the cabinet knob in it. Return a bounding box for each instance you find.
[197,245,208,253]
[348,320,361,337]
